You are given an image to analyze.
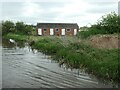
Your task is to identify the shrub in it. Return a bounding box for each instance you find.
[78,12,120,39]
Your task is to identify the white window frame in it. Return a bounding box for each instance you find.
[38,28,42,35]
[61,28,65,35]
[74,29,77,35]
[50,28,54,35]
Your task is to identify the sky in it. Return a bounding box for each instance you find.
[0,0,119,27]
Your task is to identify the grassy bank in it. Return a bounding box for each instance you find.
[31,37,119,83]
[3,33,119,83]
[3,33,28,41]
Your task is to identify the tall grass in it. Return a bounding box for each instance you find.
[32,37,119,83]
[3,33,119,83]
[3,33,27,41]
[77,28,109,39]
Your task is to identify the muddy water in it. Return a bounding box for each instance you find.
[2,39,114,88]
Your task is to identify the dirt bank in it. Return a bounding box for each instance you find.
[89,34,119,49]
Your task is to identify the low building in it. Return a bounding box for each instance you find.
[36,23,79,36]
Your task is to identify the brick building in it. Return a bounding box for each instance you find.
[36,23,79,36]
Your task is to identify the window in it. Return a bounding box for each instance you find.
[44,29,47,32]
[66,28,71,32]
[55,28,59,32]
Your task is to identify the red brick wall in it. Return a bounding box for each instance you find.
[37,27,78,36]
[54,28,61,36]
[42,28,50,36]
[65,28,74,36]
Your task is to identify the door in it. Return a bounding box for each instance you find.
[50,28,54,35]
[38,28,42,35]
[74,29,77,35]
[61,29,65,35]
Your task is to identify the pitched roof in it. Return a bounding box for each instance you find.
[37,23,79,29]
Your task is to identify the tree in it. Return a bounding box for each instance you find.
[77,12,120,38]
[96,12,120,34]
[15,22,25,34]
[15,22,33,35]
[25,25,33,35]
[2,20,15,35]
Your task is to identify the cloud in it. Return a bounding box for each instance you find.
[81,0,118,3]
[21,2,42,17]
[1,0,119,27]
[86,2,118,14]
[1,2,26,20]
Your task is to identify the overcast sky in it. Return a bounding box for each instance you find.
[0,0,119,27]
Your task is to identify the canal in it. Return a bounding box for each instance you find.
[2,39,114,88]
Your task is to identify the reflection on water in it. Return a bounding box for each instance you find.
[2,39,116,88]
[2,39,25,49]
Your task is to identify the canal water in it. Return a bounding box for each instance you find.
[2,39,115,88]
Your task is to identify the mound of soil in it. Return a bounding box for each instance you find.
[89,35,119,49]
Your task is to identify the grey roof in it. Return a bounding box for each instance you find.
[37,23,79,29]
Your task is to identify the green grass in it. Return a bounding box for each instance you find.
[77,28,109,39]
[3,33,28,41]
[3,33,119,83]
[31,37,119,83]
[77,27,119,39]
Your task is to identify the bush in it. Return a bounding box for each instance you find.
[2,21,15,35]
[4,33,27,41]
[2,20,34,36]
[78,12,120,38]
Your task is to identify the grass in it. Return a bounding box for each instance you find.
[77,27,119,39]
[3,33,28,41]
[31,37,119,83]
[3,33,119,83]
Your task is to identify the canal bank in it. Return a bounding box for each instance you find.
[2,39,116,88]
[2,33,119,85]
[30,37,119,84]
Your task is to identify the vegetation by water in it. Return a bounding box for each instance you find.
[77,12,120,39]
[3,33,28,41]
[2,20,36,36]
[31,37,119,83]
[1,12,119,84]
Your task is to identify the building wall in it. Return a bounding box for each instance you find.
[54,28,61,36]
[65,28,74,36]
[37,27,78,36]
[42,28,50,36]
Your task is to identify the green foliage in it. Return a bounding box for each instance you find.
[15,22,33,35]
[2,20,15,35]
[31,37,119,82]
[4,33,27,41]
[2,20,34,36]
[96,12,119,34]
[78,12,120,38]
[25,25,33,35]
[69,42,119,81]
[0,22,2,37]
[15,22,25,33]
[33,38,64,54]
